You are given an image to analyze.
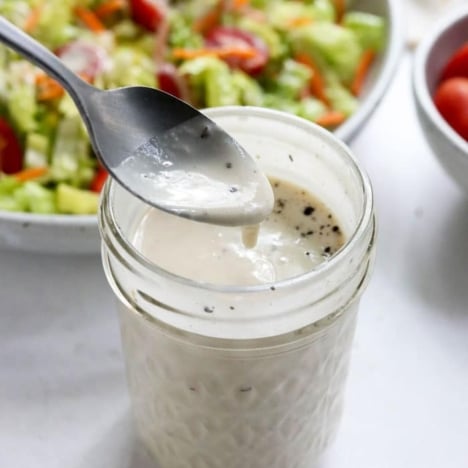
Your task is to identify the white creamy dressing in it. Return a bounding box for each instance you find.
[114,115,274,226]
[132,177,345,286]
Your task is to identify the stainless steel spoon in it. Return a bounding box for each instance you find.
[0,17,273,226]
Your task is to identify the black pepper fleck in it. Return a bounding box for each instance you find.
[229,306,235,310]
[229,186,238,193]
[332,225,340,232]
[240,386,252,393]
[189,387,196,392]
[306,230,314,236]
[324,246,331,254]
[203,306,214,313]
[303,206,315,216]
[226,162,232,169]
[270,286,276,291]
[288,154,294,162]
[200,126,210,138]
[305,251,310,256]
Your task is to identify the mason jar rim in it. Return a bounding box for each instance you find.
[101,106,374,295]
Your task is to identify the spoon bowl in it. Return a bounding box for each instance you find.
[0,17,273,226]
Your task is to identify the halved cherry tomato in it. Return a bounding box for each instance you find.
[90,167,108,192]
[204,26,269,76]
[130,0,166,32]
[440,43,468,82]
[0,118,23,174]
[56,41,107,83]
[434,77,468,141]
[157,63,183,99]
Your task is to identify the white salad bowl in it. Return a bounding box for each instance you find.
[0,0,403,255]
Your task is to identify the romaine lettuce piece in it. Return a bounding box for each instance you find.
[343,12,386,52]
[13,181,56,213]
[290,23,362,83]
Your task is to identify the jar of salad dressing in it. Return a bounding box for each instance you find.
[99,107,375,468]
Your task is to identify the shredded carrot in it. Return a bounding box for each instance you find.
[351,49,376,96]
[74,6,106,33]
[193,1,224,34]
[231,0,249,9]
[332,0,345,24]
[173,46,257,60]
[315,111,346,127]
[14,167,48,182]
[36,74,64,101]
[286,17,313,28]
[94,0,125,19]
[294,53,330,107]
[23,4,43,33]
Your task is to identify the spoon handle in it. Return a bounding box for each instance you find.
[0,16,94,103]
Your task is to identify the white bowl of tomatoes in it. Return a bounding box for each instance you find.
[0,0,402,254]
[413,5,468,192]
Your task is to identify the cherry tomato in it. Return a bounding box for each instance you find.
[434,77,468,141]
[130,0,167,32]
[440,43,468,81]
[56,41,107,82]
[205,26,269,76]
[0,117,23,174]
[157,63,183,99]
[90,167,108,192]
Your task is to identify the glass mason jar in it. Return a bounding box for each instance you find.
[99,107,375,468]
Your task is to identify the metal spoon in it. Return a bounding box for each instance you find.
[0,17,273,226]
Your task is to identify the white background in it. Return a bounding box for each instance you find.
[1,53,468,468]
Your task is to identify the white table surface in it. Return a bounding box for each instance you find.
[1,52,468,468]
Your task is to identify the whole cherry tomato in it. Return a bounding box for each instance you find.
[0,117,23,174]
[440,43,468,81]
[130,0,166,32]
[434,77,468,141]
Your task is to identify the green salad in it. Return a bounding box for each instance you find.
[0,0,385,215]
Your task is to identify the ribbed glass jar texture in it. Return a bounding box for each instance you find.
[99,107,376,468]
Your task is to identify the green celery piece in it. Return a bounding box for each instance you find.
[7,83,37,133]
[24,133,49,168]
[237,17,287,60]
[0,195,24,212]
[343,12,386,52]
[180,57,241,107]
[263,93,301,116]
[290,23,362,83]
[56,183,99,214]
[13,181,56,214]
[298,98,328,122]
[232,71,264,106]
[275,59,312,100]
[325,72,358,117]
[205,64,241,107]
[312,0,336,22]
